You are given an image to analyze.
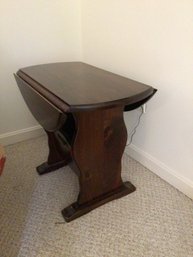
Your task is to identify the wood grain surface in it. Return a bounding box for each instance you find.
[17,62,156,112]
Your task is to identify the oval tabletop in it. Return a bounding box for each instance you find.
[17,62,156,112]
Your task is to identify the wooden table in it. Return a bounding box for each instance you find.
[15,62,157,222]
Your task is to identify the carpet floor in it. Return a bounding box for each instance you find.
[0,136,193,257]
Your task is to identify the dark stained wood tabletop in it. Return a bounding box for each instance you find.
[17,62,155,112]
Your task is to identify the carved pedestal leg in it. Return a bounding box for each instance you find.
[62,106,136,222]
[36,130,71,175]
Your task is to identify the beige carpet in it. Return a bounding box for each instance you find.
[0,136,193,257]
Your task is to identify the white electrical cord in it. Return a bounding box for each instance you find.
[126,106,143,146]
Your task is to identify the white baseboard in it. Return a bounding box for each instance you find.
[125,144,193,200]
[1,126,193,199]
[0,125,45,146]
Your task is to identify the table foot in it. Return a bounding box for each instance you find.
[36,160,70,175]
[62,181,136,222]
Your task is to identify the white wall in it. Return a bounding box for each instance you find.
[82,0,193,196]
[0,0,82,135]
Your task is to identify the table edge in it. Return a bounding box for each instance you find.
[16,68,157,113]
